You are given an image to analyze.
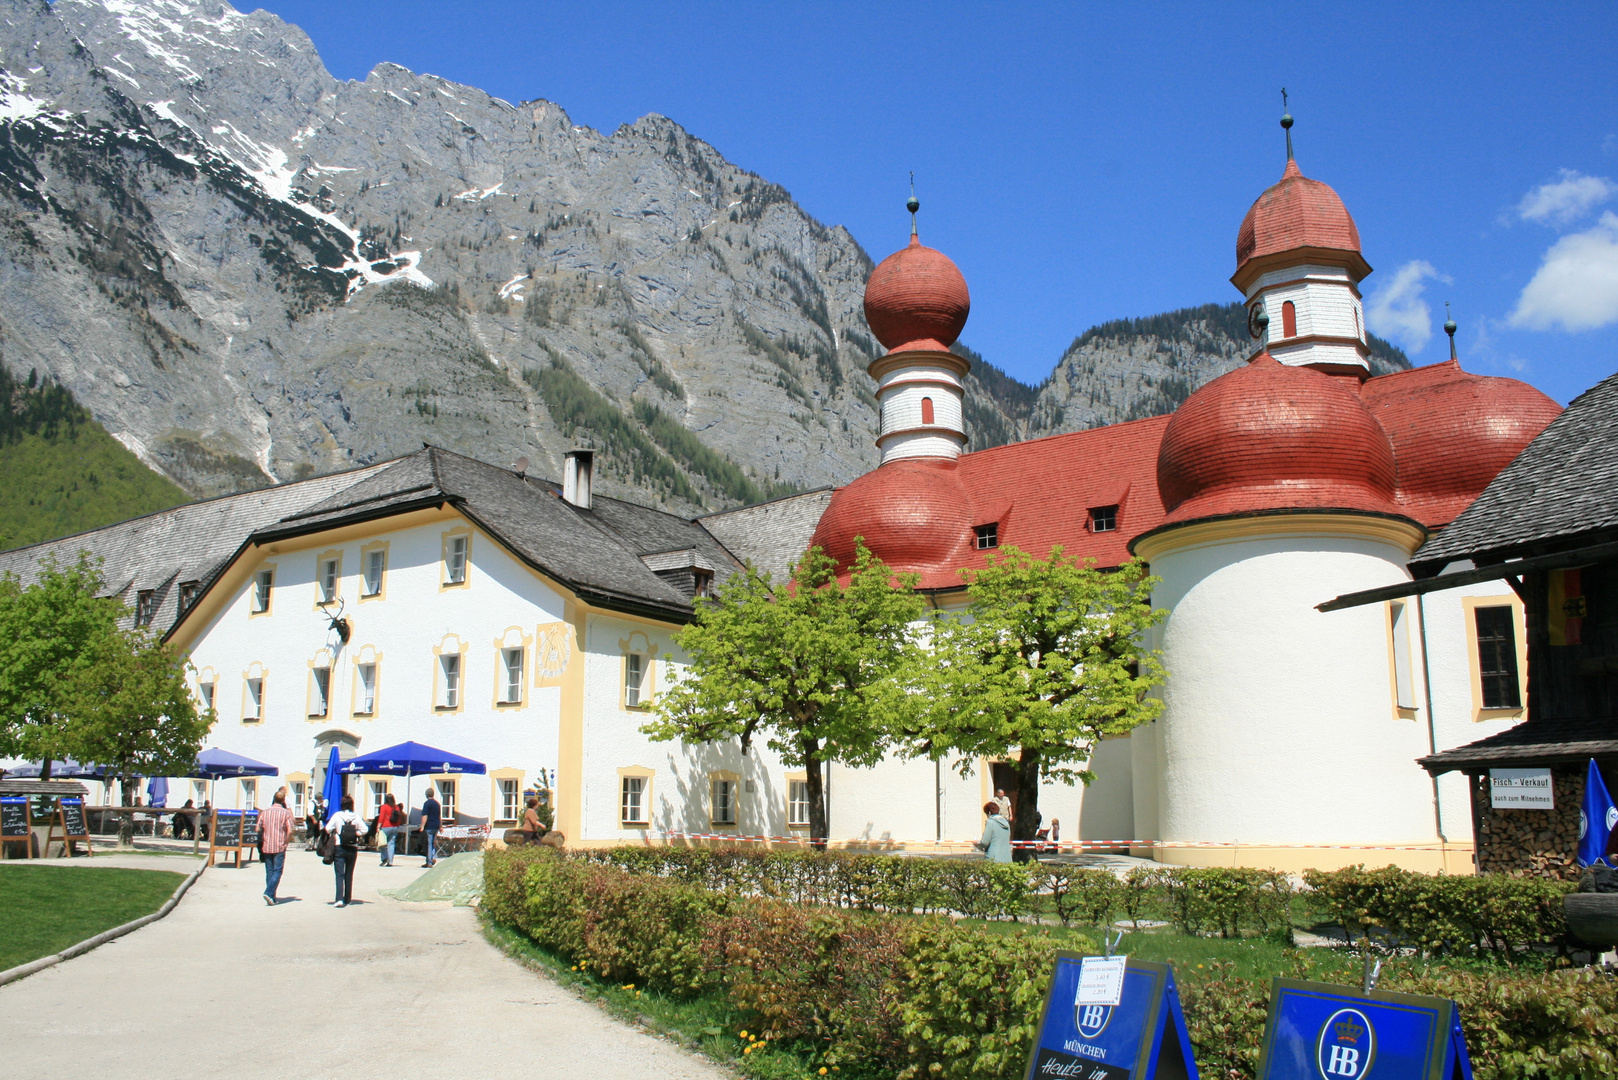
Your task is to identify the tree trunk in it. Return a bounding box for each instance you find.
[40,758,53,781]
[803,737,828,851]
[1012,747,1043,862]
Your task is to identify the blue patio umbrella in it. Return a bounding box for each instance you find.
[320,746,344,824]
[190,748,279,779]
[336,741,485,837]
[146,776,169,808]
[189,748,278,817]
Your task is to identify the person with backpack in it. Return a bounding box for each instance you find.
[324,794,365,907]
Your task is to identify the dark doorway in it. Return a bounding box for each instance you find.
[990,761,1020,821]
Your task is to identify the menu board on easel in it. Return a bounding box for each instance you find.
[209,808,244,867]
[44,797,92,857]
[1,796,33,859]
[241,810,260,864]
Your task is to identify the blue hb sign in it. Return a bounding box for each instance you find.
[1258,979,1472,1080]
[1024,954,1198,1080]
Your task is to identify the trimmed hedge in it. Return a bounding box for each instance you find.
[1303,865,1574,959]
[487,846,1085,1077]
[486,849,1614,1080]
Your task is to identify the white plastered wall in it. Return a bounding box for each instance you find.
[174,514,564,824]
[1144,526,1442,860]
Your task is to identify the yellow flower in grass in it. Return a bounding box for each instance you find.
[739,1030,749,1039]
[820,1069,829,1075]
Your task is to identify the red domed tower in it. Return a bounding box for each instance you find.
[1363,319,1562,526]
[1153,353,1400,528]
[1232,109,1373,376]
[809,195,975,575]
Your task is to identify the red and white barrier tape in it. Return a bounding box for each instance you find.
[657,832,1460,852]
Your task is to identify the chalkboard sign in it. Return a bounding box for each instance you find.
[1,796,29,837]
[1257,979,1473,1080]
[213,809,243,849]
[1024,953,1198,1080]
[58,797,88,838]
[241,810,260,863]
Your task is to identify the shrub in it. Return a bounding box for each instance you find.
[896,920,1062,1080]
[578,867,730,995]
[1043,865,1122,927]
[1160,868,1292,939]
[1303,866,1572,958]
[709,898,908,1062]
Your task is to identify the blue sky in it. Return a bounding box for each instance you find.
[260,1,1618,404]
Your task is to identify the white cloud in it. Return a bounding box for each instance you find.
[1516,169,1618,227]
[1367,260,1449,353]
[1509,211,1618,331]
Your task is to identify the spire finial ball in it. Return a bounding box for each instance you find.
[906,195,920,215]
[1280,113,1293,130]
[1445,318,1457,337]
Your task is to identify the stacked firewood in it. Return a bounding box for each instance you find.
[1473,771,1583,880]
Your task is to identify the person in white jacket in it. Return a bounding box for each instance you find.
[325,794,365,907]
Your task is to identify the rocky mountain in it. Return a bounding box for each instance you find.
[1030,303,1409,435]
[0,0,1407,522]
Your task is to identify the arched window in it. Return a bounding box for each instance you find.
[1354,305,1361,340]
[921,396,935,425]
[1282,300,1297,338]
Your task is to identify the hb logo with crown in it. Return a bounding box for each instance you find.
[1315,1008,1375,1078]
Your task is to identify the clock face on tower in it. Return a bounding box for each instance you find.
[1247,302,1269,340]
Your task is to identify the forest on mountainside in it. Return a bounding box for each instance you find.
[0,366,186,550]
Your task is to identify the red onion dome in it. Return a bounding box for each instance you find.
[808,458,973,576]
[1234,160,1368,288]
[1156,354,1399,526]
[863,235,971,354]
[1362,360,1562,527]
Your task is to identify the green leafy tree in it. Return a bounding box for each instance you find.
[644,542,924,843]
[0,552,125,774]
[68,624,210,803]
[906,547,1167,855]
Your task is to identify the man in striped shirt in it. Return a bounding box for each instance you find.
[261,788,296,906]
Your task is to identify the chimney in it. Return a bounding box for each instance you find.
[562,449,594,509]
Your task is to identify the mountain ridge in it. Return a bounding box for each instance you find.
[0,0,1407,526]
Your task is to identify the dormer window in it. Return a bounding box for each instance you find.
[178,581,202,613]
[692,569,715,599]
[974,523,998,550]
[135,589,156,627]
[1089,505,1118,533]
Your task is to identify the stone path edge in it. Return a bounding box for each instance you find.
[0,860,208,987]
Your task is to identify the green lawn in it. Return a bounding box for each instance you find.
[0,865,186,970]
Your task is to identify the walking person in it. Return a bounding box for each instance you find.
[325,794,364,907]
[979,801,1012,863]
[420,787,442,868]
[378,793,401,867]
[260,787,295,905]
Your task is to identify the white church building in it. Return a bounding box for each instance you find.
[0,127,1563,871]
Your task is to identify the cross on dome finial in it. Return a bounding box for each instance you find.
[907,172,920,238]
[1445,302,1458,360]
[1280,88,1294,162]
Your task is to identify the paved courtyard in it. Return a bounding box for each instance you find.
[0,847,725,1079]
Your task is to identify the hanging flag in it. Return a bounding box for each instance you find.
[1578,757,1618,867]
[1547,568,1587,646]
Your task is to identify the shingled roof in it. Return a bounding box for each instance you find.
[1418,716,1618,773]
[0,464,391,634]
[254,446,744,621]
[1413,370,1618,574]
